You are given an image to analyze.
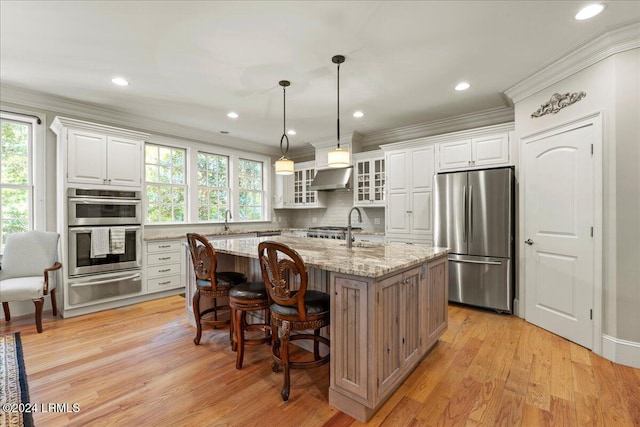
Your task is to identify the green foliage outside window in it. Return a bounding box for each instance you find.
[145,144,186,223]
[238,159,263,221]
[197,152,229,221]
[1,119,31,247]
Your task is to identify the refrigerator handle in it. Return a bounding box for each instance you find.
[469,185,473,243]
[463,185,467,243]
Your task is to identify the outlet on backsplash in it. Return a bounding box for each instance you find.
[312,217,317,223]
[374,217,381,225]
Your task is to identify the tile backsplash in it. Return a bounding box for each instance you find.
[280,191,385,233]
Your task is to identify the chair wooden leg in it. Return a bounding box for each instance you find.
[264,308,271,339]
[2,302,10,321]
[314,328,320,361]
[193,289,202,345]
[235,310,246,370]
[281,321,291,402]
[50,288,58,316]
[230,306,238,352]
[271,323,280,373]
[33,298,44,333]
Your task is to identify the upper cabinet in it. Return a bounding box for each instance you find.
[437,132,511,172]
[293,161,326,208]
[353,151,385,207]
[273,171,294,209]
[384,144,434,244]
[52,117,148,189]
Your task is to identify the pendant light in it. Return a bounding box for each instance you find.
[275,80,294,175]
[327,54,350,168]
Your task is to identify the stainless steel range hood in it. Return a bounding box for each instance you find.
[309,166,352,191]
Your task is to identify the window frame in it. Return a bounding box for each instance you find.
[0,110,46,252]
[144,142,187,224]
[196,150,230,222]
[143,137,271,225]
[237,157,266,221]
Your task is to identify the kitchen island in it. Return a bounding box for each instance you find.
[197,235,449,422]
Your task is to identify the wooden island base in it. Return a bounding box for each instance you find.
[192,236,449,422]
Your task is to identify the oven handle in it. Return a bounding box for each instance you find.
[69,198,141,205]
[69,225,141,233]
[69,273,142,287]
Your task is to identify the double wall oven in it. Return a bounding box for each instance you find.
[66,188,143,306]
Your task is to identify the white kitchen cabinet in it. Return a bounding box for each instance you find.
[385,145,434,244]
[146,240,184,293]
[273,172,294,208]
[437,133,510,171]
[353,151,385,207]
[68,130,142,187]
[292,161,326,208]
[52,117,147,189]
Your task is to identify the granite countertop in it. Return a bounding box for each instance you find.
[144,228,383,241]
[209,235,448,279]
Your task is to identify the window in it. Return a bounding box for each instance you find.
[0,116,32,248]
[238,159,264,220]
[145,143,186,223]
[197,152,229,221]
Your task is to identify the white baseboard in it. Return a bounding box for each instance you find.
[602,334,640,369]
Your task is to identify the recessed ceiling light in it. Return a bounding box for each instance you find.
[575,3,605,20]
[111,77,129,86]
[455,82,470,91]
[227,112,239,119]
[287,129,296,135]
[353,111,364,118]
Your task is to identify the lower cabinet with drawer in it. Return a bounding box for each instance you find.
[145,239,185,293]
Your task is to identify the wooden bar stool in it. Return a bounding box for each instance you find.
[187,233,247,346]
[229,281,271,369]
[258,241,330,401]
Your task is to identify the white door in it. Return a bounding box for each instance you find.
[523,122,595,349]
[67,129,107,185]
[107,136,141,187]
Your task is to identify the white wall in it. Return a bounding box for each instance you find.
[513,49,640,345]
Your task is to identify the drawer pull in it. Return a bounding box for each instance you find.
[158,268,171,273]
[158,244,171,248]
[158,281,171,285]
[158,256,171,260]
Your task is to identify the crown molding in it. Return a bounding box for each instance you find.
[504,21,640,104]
[0,84,283,157]
[361,106,514,147]
[380,122,514,151]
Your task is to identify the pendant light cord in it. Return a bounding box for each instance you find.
[280,81,290,156]
[336,61,341,148]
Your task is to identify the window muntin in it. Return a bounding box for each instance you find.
[0,117,32,248]
[145,144,186,223]
[197,152,229,221]
[238,159,264,221]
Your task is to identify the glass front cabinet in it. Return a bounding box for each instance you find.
[353,151,385,207]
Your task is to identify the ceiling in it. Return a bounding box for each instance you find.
[1,1,639,154]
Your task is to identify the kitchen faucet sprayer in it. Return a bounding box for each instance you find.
[225,210,232,231]
[347,206,362,248]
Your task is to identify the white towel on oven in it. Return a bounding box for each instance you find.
[90,227,110,258]
[110,227,126,254]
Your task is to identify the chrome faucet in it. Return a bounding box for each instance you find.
[224,209,232,231]
[347,207,362,248]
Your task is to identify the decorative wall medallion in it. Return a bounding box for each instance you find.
[531,91,587,118]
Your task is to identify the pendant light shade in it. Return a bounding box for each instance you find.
[275,80,294,175]
[328,55,350,168]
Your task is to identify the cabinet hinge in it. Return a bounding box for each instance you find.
[590,309,593,320]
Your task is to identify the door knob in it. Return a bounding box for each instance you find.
[525,239,534,245]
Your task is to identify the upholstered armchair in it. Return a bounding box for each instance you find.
[0,230,61,333]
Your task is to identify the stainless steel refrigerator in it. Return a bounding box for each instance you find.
[434,167,514,313]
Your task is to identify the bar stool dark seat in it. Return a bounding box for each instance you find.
[229,281,271,369]
[258,240,330,401]
[186,233,247,346]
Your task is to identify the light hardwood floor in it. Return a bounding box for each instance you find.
[1,296,639,426]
